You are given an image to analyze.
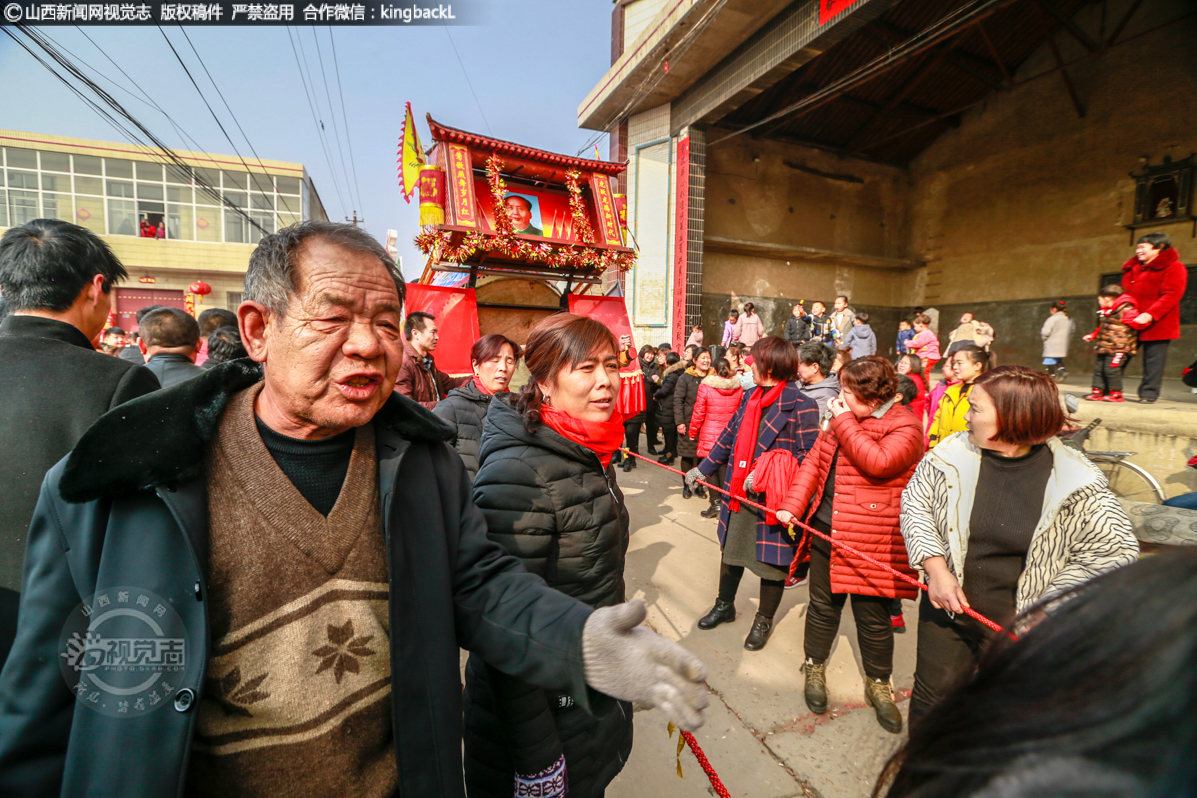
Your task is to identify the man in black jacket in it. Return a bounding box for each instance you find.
[0,221,707,798]
[0,219,160,667]
[138,306,206,389]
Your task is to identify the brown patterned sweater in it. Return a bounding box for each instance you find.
[186,384,396,798]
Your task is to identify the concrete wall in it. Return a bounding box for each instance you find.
[699,133,919,351]
[907,0,1197,367]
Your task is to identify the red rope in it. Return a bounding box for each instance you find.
[681,730,731,798]
[621,448,1013,638]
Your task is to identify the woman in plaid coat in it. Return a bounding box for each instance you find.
[687,337,822,651]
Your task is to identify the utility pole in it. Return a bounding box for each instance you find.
[346,211,364,228]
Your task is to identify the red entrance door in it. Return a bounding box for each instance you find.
[114,288,185,332]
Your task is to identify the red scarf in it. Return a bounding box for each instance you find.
[726,381,786,513]
[472,375,508,396]
[541,404,626,469]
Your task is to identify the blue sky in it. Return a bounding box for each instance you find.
[0,3,614,278]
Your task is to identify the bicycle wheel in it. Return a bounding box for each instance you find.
[1090,457,1166,503]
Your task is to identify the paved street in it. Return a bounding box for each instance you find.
[605,456,919,798]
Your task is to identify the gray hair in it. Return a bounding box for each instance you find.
[244,220,405,318]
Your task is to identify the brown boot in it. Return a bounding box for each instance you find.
[865,678,902,734]
[803,658,827,714]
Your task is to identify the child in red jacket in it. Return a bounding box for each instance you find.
[1083,284,1151,402]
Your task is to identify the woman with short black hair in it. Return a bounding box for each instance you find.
[434,333,520,481]
[686,337,821,651]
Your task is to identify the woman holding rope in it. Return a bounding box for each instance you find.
[685,337,821,651]
[468,314,633,798]
[775,356,924,734]
[900,366,1138,727]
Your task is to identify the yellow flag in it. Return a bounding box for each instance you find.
[398,102,426,203]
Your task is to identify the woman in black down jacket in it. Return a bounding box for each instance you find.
[433,333,520,481]
[653,352,685,464]
[468,313,633,798]
[674,347,712,499]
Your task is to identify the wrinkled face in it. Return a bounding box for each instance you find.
[410,318,438,352]
[695,351,712,372]
[247,237,404,438]
[965,385,1001,449]
[1135,243,1159,263]
[952,351,984,384]
[540,347,620,423]
[505,196,532,230]
[840,386,874,419]
[896,356,911,375]
[474,343,516,393]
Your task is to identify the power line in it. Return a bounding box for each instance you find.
[6,25,263,234]
[310,28,359,214]
[59,27,208,157]
[328,28,363,219]
[443,26,491,135]
[288,26,348,215]
[156,24,267,234]
[173,25,297,217]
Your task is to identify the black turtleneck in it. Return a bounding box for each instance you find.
[964,443,1053,628]
[254,417,355,516]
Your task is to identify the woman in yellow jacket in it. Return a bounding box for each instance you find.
[927,346,992,448]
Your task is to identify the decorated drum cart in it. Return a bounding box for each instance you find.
[401,110,644,417]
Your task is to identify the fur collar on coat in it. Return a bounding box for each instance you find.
[700,374,742,390]
[59,358,455,503]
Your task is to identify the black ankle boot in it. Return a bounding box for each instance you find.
[700,498,721,519]
[744,613,774,651]
[682,484,693,500]
[697,598,736,630]
[621,457,634,472]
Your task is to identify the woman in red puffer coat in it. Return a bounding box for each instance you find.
[689,356,743,519]
[776,355,923,736]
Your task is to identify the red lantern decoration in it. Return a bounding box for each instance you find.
[189,280,212,305]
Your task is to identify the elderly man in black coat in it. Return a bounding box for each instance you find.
[0,221,707,798]
[0,219,160,667]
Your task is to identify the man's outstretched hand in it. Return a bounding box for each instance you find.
[582,600,709,730]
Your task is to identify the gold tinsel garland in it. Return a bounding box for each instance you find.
[414,155,634,273]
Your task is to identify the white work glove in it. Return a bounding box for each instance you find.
[582,600,708,731]
[743,470,755,493]
[684,467,703,490]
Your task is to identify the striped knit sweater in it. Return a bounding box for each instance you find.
[187,384,395,798]
[900,432,1138,613]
